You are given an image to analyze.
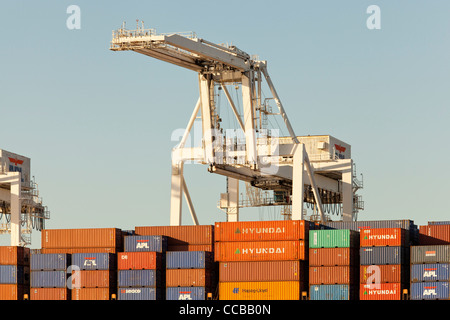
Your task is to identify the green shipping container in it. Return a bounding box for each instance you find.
[309,230,359,248]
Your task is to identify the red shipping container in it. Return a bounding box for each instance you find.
[30,288,70,300]
[309,266,357,285]
[360,283,404,300]
[0,284,27,300]
[166,269,213,287]
[0,246,30,266]
[41,228,123,249]
[419,225,450,245]
[214,220,310,242]
[134,225,214,245]
[77,270,116,288]
[41,247,118,254]
[360,264,406,284]
[309,248,359,266]
[214,240,306,262]
[117,252,162,270]
[72,288,115,300]
[360,228,407,247]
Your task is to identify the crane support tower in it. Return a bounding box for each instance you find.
[0,149,50,246]
[110,22,364,225]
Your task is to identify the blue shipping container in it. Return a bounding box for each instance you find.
[309,284,355,300]
[360,246,409,265]
[410,282,450,300]
[124,235,168,252]
[166,287,208,300]
[118,287,162,300]
[411,264,450,282]
[0,265,25,284]
[31,254,71,271]
[118,270,162,288]
[72,253,116,270]
[30,270,67,288]
[166,251,213,269]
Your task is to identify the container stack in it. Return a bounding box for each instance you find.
[359,228,410,300]
[0,246,30,300]
[410,241,450,300]
[71,252,117,300]
[214,220,311,300]
[308,229,359,300]
[30,253,71,300]
[117,235,167,300]
[165,251,216,300]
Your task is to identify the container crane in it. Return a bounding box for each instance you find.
[110,22,363,225]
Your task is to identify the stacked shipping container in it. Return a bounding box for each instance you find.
[215,220,311,300]
[359,228,409,300]
[30,253,71,300]
[308,229,359,300]
[0,246,30,300]
[117,235,167,300]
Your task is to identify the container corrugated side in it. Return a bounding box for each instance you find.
[0,246,30,266]
[309,229,359,248]
[124,235,168,252]
[360,265,407,284]
[71,288,115,300]
[118,287,162,300]
[78,270,117,288]
[410,245,450,264]
[72,253,117,270]
[411,263,450,282]
[40,247,119,254]
[419,225,450,245]
[166,251,213,269]
[219,261,306,282]
[309,266,358,285]
[360,228,408,247]
[214,240,306,262]
[219,281,304,300]
[41,228,123,249]
[118,269,162,288]
[134,225,214,245]
[360,283,403,300]
[0,284,27,300]
[359,246,409,265]
[214,220,312,242]
[31,253,71,271]
[166,287,211,300]
[309,248,359,266]
[117,252,163,270]
[410,282,450,300]
[30,288,70,300]
[166,269,212,287]
[30,270,67,288]
[168,244,214,252]
[0,265,26,284]
[309,284,355,300]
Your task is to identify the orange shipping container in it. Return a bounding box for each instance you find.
[0,284,27,300]
[309,248,358,266]
[30,288,70,300]
[0,246,30,266]
[360,228,407,247]
[214,240,306,262]
[166,269,213,287]
[41,228,123,249]
[168,244,214,252]
[419,225,450,245]
[134,225,214,245]
[77,270,116,288]
[219,261,306,282]
[72,288,115,300]
[309,266,357,285]
[360,283,403,300]
[41,247,118,254]
[117,252,163,270]
[219,281,305,300]
[214,220,310,242]
[360,264,406,284]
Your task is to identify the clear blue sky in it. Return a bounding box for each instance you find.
[1,1,449,248]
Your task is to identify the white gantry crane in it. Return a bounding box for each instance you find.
[0,149,50,246]
[110,22,363,225]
